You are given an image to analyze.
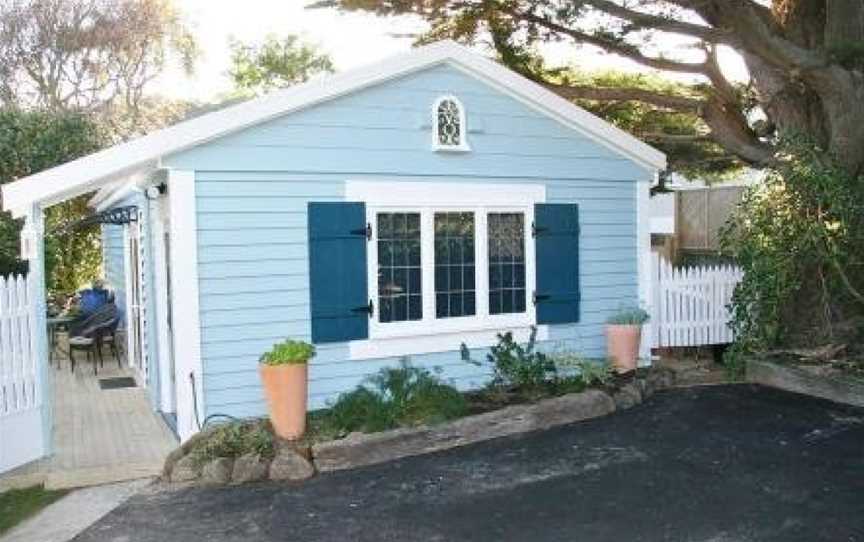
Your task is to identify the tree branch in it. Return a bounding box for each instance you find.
[544,82,702,112]
[579,0,734,44]
[505,7,709,74]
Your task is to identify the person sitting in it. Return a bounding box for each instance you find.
[75,279,112,317]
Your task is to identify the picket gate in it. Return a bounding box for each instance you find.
[651,253,743,348]
[0,274,45,473]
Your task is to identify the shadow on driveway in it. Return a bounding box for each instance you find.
[75,385,864,542]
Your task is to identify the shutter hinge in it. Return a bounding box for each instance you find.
[532,291,550,305]
[351,299,374,318]
[350,223,372,240]
[531,221,547,238]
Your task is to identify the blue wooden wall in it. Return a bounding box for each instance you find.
[163,63,652,419]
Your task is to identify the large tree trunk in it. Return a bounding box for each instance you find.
[740,0,864,176]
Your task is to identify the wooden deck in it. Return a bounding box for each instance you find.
[0,350,177,490]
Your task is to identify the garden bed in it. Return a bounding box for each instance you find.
[161,367,675,486]
[747,357,864,407]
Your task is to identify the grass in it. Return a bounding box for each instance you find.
[0,485,68,535]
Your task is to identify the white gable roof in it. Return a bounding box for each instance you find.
[2,40,665,217]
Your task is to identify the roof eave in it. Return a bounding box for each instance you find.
[0,40,666,217]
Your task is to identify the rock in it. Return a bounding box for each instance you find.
[313,389,616,473]
[231,453,270,484]
[170,454,202,483]
[747,358,864,408]
[269,448,315,481]
[200,457,234,486]
[162,447,187,481]
[613,383,643,410]
[636,368,676,398]
[162,429,213,480]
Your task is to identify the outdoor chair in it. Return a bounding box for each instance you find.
[68,304,121,375]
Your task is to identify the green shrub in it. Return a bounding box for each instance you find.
[606,307,650,325]
[552,352,614,387]
[260,339,315,365]
[315,359,467,437]
[721,137,864,353]
[192,420,275,464]
[463,327,557,391]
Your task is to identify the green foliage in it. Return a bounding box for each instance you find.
[462,327,557,391]
[314,359,467,437]
[555,69,742,178]
[827,41,864,70]
[721,138,864,352]
[551,353,615,388]
[606,307,650,326]
[229,34,334,95]
[0,109,105,289]
[260,339,315,365]
[191,421,275,464]
[0,485,67,535]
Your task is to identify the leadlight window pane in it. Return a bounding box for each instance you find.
[437,99,461,147]
[488,213,526,315]
[434,212,476,318]
[377,212,422,323]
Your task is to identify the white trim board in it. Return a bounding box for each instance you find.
[349,325,549,360]
[167,169,204,441]
[2,40,664,217]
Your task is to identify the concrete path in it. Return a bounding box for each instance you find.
[74,385,864,542]
[1,479,151,542]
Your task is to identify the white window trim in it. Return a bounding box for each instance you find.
[345,180,547,360]
[432,95,470,153]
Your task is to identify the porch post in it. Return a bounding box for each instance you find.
[26,204,52,455]
[636,174,654,365]
[167,169,204,441]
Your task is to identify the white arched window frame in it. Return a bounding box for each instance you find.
[432,95,470,152]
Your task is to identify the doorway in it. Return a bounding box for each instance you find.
[125,219,147,382]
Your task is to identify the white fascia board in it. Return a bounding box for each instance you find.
[1,40,665,216]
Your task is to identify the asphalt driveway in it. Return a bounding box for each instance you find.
[75,385,864,542]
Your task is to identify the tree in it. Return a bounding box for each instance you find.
[0,0,197,119]
[228,34,335,95]
[314,0,864,177]
[555,69,736,178]
[0,109,105,292]
[0,0,198,292]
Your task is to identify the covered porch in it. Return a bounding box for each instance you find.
[1,159,185,487]
[0,348,176,490]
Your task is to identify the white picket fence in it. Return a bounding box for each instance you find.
[0,274,39,418]
[651,254,743,348]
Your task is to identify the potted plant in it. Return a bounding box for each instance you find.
[605,307,650,374]
[259,339,315,440]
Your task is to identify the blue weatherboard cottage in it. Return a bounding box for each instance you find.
[2,41,666,442]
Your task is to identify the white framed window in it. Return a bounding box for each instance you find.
[346,181,546,354]
[432,95,470,152]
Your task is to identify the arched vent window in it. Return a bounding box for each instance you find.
[432,95,469,152]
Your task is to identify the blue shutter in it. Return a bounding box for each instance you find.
[534,203,580,324]
[308,202,370,343]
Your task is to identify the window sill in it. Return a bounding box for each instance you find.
[348,324,549,361]
[431,144,471,153]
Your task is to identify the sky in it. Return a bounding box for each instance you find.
[158,0,749,102]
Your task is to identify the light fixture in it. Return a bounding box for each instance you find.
[145,182,167,200]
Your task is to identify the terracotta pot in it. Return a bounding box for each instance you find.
[259,362,308,440]
[606,324,642,374]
